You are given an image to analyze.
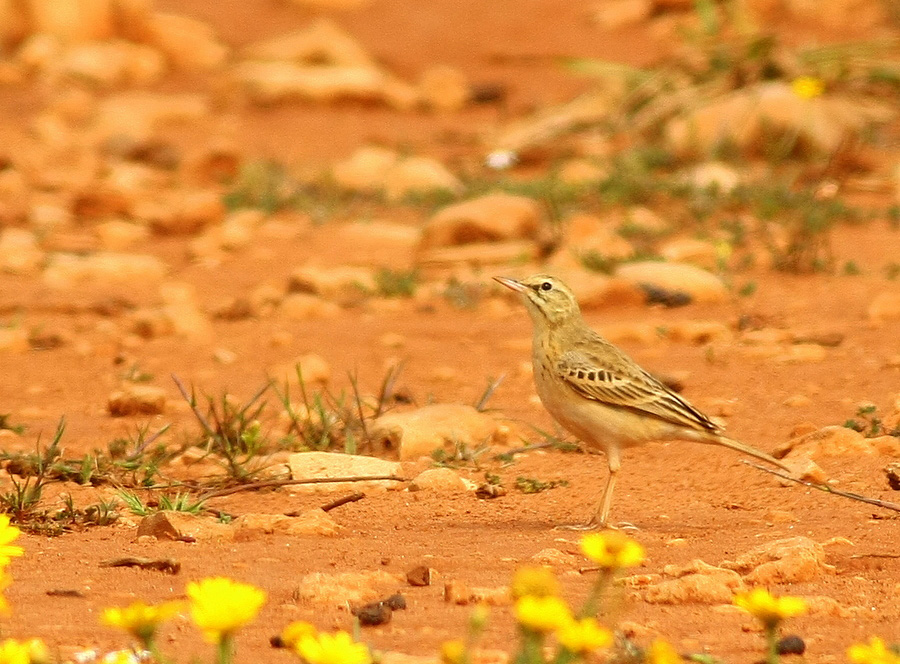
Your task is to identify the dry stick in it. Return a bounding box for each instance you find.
[744,461,900,515]
[199,475,406,501]
[318,492,365,514]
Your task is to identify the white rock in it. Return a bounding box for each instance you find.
[234,61,386,104]
[721,536,833,585]
[288,265,375,303]
[383,156,462,202]
[371,403,500,460]
[144,12,229,71]
[233,509,341,538]
[43,252,167,288]
[332,146,399,193]
[108,384,167,416]
[241,19,378,69]
[409,467,470,493]
[288,452,403,493]
[95,220,150,251]
[593,0,653,28]
[295,570,402,605]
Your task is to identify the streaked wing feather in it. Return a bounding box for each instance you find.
[557,350,720,433]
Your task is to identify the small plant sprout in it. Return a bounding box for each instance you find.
[187,577,266,664]
[733,588,807,664]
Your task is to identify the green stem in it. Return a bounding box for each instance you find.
[764,624,779,664]
[579,569,613,619]
[217,634,234,664]
[514,629,545,664]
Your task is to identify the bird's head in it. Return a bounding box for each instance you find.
[494,274,581,328]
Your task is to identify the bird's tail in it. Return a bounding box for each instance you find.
[700,433,790,472]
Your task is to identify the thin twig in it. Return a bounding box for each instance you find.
[171,374,216,438]
[199,475,406,500]
[317,492,365,514]
[743,461,900,515]
[347,371,370,446]
[475,374,506,412]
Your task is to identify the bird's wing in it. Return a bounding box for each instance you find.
[556,349,721,433]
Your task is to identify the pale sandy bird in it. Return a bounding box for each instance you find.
[495,273,789,529]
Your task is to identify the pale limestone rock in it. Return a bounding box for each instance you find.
[136,189,225,236]
[443,580,511,606]
[29,203,73,232]
[592,0,653,28]
[107,384,167,416]
[776,425,882,460]
[332,147,399,193]
[96,220,149,251]
[419,65,469,112]
[531,548,579,566]
[27,0,115,42]
[0,229,43,275]
[0,328,29,353]
[288,452,403,493]
[622,206,668,234]
[721,537,833,585]
[279,293,341,320]
[269,353,331,388]
[295,570,403,605]
[557,159,608,185]
[642,560,745,604]
[371,404,500,460]
[685,162,741,194]
[659,238,719,270]
[144,12,229,71]
[868,291,900,323]
[233,509,340,538]
[783,394,813,408]
[332,219,420,259]
[383,156,462,202]
[409,468,469,493]
[92,92,210,143]
[614,261,729,304]
[804,595,852,618]
[560,212,634,259]
[234,61,385,104]
[47,40,166,88]
[241,19,378,69]
[421,194,542,248]
[775,343,827,364]
[288,265,375,304]
[159,282,212,341]
[43,252,167,288]
[137,511,233,541]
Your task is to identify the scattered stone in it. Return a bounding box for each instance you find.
[332,146,399,193]
[557,159,608,185]
[614,261,728,304]
[420,194,542,248]
[95,220,150,252]
[885,463,900,491]
[868,291,900,323]
[777,635,806,656]
[782,394,813,408]
[234,61,386,104]
[720,537,833,585]
[136,511,232,542]
[531,548,579,566]
[775,344,827,364]
[802,595,852,618]
[0,229,43,274]
[406,565,433,587]
[443,580,510,606]
[560,213,634,260]
[409,468,470,493]
[137,189,225,236]
[371,403,500,460]
[241,19,378,68]
[776,425,889,460]
[780,455,827,484]
[592,0,653,29]
[108,384,167,416]
[416,241,540,270]
[659,238,719,270]
[287,452,403,493]
[685,161,741,194]
[641,560,745,604]
[0,328,29,353]
[233,509,340,538]
[279,294,341,320]
[382,156,462,202]
[288,265,375,304]
[475,482,507,499]
[144,12,229,71]
[352,601,392,626]
[269,353,332,388]
[159,282,212,341]
[43,252,167,288]
[666,321,732,344]
[295,570,403,605]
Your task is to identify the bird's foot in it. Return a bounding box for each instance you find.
[554,520,639,532]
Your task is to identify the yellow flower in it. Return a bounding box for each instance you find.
[580,532,644,569]
[101,600,183,643]
[848,637,900,664]
[515,595,571,633]
[24,640,49,664]
[791,76,825,100]
[0,570,12,616]
[0,515,24,566]
[296,630,372,664]
[646,639,681,664]
[556,617,612,654]
[733,588,806,628]
[511,566,560,599]
[440,640,466,664]
[278,621,317,649]
[0,639,31,664]
[187,577,266,643]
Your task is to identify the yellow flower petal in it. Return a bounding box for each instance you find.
[187,577,266,643]
[296,631,372,664]
[0,639,32,664]
[556,617,612,654]
[0,515,24,566]
[733,588,806,628]
[647,639,682,664]
[514,595,571,633]
[848,637,900,664]
[511,566,560,599]
[580,532,645,569]
[440,640,466,664]
[791,76,825,100]
[101,601,183,643]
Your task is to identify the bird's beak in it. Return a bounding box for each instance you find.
[493,276,527,293]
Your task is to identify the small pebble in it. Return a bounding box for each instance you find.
[777,635,806,655]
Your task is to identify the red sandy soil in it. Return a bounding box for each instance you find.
[0,1,899,662]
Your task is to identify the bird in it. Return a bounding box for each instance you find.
[494,273,790,529]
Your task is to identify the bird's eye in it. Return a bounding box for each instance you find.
[540,281,552,291]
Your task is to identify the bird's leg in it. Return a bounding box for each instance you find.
[586,452,619,529]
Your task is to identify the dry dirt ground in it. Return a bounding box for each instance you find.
[0,1,899,662]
